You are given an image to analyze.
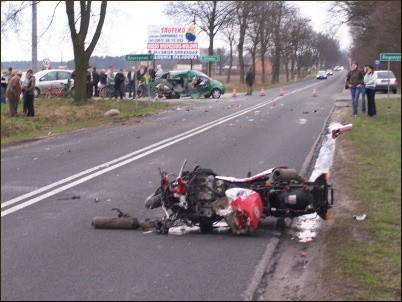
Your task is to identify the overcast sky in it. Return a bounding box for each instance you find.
[0,1,351,64]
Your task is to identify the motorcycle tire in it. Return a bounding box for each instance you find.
[144,192,162,209]
[199,222,214,233]
[276,218,286,230]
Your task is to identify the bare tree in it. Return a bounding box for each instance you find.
[1,1,32,36]
[164,0,234,76]
[235,1,254,83]
[221,26,236,83]
[65,1,107,103]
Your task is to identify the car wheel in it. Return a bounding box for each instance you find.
[392,89,397,94]
[34,88,40,98]
[69,87,74,97]
[211,89,221,98]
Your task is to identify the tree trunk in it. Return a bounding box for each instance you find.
[65,1,107,103]
[226,40,233,83]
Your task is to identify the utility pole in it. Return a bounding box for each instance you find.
[32,1,38,73]
[190,15,195,70]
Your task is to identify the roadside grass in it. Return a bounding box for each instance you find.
[0,97,173,146]
[326,98,401,300]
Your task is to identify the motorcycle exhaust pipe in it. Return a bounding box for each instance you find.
[91,216,140,230]
[273,169,304,181]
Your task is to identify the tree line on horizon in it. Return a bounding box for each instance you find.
[2,1,399,102]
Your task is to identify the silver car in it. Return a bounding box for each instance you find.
[33,69,74,98]
[373,70,397,94]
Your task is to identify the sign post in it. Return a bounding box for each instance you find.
[201,56,220,76]
[379,53,401,99]
[374,59,380,70]
[42,58,51,69]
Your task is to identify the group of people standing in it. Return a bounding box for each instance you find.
[84,64,164,100]
[1,67,36,117]
[346,61,377,117]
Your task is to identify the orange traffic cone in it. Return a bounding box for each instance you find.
[260,88,265,96]
[279,88,285,96]
[312,88,317,97]
[232,88,237,97]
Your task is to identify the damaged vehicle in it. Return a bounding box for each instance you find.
[93,160,333,235]
[153,70,225,99]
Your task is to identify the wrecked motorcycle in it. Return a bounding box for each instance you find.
[143,159,334,234]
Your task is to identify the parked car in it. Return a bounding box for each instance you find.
[373,70,397,94]
[153,70,225,99]
[326,69,333,75]
[316,70,327,80]
[33,69,74,98]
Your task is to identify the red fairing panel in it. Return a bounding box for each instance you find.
[230,190,263,229]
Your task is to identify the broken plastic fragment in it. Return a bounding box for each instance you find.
[353,214,366,221]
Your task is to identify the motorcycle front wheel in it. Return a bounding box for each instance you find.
[144,188,163,209]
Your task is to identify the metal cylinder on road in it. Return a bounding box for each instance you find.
[91,216,140,229]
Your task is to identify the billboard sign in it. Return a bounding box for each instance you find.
[147,25,200,60]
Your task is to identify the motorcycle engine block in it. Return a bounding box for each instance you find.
[185,169,223,218]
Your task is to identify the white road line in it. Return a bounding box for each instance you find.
[3,94,299,217]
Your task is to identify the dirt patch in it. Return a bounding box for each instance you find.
[254,100,357,301]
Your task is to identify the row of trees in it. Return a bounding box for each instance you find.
[5,1,400,103]
[165,1,347,84]
[329,1,401,82]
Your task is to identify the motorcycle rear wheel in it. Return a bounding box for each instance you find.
[199,222,214,233]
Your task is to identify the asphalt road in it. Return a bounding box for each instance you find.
[1,71,347,301]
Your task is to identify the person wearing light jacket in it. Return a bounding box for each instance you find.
[363,65,378,117]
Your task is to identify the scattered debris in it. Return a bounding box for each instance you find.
[353,214,366,221]
[111,207,130,218]
[104,109,120,117]
[57,195,80,200]
[332,123,353,139]
[298,251,307,257]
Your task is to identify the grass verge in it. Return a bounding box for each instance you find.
[1,97,173,146]
[325,98,401,300]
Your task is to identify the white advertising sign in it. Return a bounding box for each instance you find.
[147,25,199,60]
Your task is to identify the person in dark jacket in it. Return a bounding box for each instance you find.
[92,67,100,97]
[99,69,107,98]
[1,70,8,103]
[86,66,92,98]
[114,69,126,99]
[127,66,137,98]
[5,70,22,117]
[24,69,36,116]
[148,66,156,82]
[346,61,364,117]
[245,67,255,95]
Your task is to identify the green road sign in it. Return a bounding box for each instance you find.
[125,54,154,61]
[201,55,220,62]
[379,53,401,61]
